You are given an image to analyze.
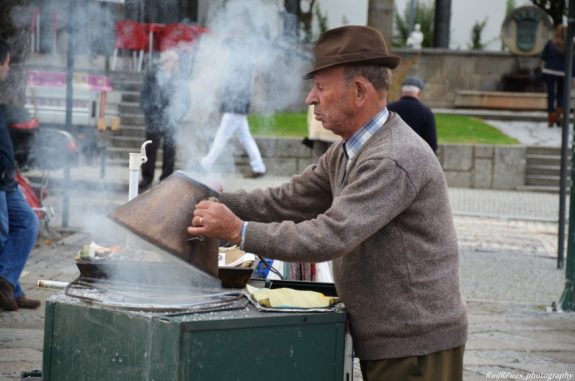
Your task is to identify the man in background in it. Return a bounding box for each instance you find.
[0,40,41,311]
[388,76,437,153]
[139,50,189,192]
[201,39,266,179]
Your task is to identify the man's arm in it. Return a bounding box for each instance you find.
[187,152,335,245]
[222,153,334,223]
[189,156,417,263]
[240,158,417,262]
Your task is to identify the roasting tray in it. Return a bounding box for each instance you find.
[75,259,254,289]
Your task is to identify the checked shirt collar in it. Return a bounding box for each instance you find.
[342,107,389,169]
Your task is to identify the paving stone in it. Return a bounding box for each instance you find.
[1,175,573,380]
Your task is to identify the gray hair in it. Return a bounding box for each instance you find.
[343,64,392,91]
[401,85,421,94]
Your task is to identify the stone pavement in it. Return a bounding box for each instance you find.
[486,119,568,147]
[1,172,573,380]
[1,159,575,380]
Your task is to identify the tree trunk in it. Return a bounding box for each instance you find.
[433,0,451,48]
[367,0,395,46]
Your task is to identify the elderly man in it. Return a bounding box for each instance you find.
[188,26,467,381]
[388,75,437,153]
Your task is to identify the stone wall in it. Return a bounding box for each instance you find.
[273,49,542,112]
[437,144,526,190]
[389,49,541,109]
[234,137,315,176]
[235,138,527,190]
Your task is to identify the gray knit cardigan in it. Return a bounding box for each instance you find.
[221,112,468,360]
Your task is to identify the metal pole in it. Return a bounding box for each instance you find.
[62,0,76,228]
[558,3,575,270]
[559,0,575,311]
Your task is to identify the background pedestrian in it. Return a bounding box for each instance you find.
[139,49,189,191]
[539,24,568,128]
[0,40,41,312]
[201,39,266,179]
[388,76,437,153]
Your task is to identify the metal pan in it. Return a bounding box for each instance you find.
[109,171,220,277]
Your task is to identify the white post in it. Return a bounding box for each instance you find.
[126,140,152,248]
[128,140,152,201]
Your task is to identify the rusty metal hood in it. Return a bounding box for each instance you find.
[108,171,220,278]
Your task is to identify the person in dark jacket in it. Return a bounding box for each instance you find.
[0,40,41,311]
[539,24,568,127]
[139,50,189,191]
[387,76,437,153]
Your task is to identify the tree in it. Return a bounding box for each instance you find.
[314,3,328,35]
[469,17,487,50]
[283,0,329,43]
[531,0,565,27]
[433,0,451,48]
[368,0,394,46]
[506,0,516,16]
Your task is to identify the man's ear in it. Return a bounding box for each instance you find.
[354,77,374,105]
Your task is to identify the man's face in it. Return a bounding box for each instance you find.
[305,66,357,139]
[0,54,10,81]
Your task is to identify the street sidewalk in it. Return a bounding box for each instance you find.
[8,49,572,379]
[0,168,574,380]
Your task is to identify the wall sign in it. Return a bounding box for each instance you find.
[501,6,552,56]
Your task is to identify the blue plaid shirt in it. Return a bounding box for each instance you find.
[342,107,389,168]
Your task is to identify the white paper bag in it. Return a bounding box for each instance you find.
[315,261,333,283]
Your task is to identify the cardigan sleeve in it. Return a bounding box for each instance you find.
[221,158,334,223]
[235,156,418,263]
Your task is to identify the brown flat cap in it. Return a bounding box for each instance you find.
[304,25,401,79]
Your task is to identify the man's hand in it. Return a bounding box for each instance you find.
[187,200,244,245]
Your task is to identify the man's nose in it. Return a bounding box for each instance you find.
[305,89,318,106]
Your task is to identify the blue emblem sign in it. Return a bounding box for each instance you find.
[501,6,552,56]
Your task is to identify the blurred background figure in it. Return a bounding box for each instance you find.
[539,24,568,128]
[0,40,41,312]
[139,50,190,191]
[388,76,437,153]
[201,40,266,179]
